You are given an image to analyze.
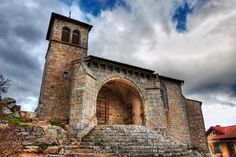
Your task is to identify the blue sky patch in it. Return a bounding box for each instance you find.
[60,0,129,17]
[79,0,128,16]
[172,2,193,33]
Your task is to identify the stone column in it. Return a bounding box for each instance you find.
[69,61,97,132]
[144,79,167,132]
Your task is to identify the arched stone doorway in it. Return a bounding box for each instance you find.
[96,79,144,125]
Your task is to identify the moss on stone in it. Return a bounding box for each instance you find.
[37,143,50,150]
[50,120,65,128]
[4,115,31,128]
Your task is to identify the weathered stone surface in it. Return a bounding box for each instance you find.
[13,112,20,118]
[20,111,37,119]
[20,152,42,157]
[35,137,59,145]
[21,131,30,136]
[32,127,45,136]
[22,139,35,146]
[2,106,12,115]
[7,102,15,109]
[2,97,16,104]
[35,12,208,153]
[0,122,8,129]
[23,146,39,153]
[186,99,209,153]
[43,146,61,154]
[161,79,191,144]
[11,104,21,112]
[80,125,196,157]
[36,15,90,121]
[0,125,23,155]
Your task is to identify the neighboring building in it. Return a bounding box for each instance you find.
[206,125,236,157]
[36,12,208,152]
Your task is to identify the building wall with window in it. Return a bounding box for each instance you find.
[160,78,192,145]
[207,126,236,157]
[207,131,227,157]
[36,12,208,153]
[37,13,91,121]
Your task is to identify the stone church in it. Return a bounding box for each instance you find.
[36,12,208,155]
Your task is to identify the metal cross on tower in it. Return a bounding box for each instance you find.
[69,11,71,18]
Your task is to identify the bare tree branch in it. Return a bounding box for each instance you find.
[0,73,11,99]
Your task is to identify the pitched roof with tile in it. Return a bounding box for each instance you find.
[206,125,236,140]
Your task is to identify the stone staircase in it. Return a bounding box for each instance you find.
[46,136,118,157]
[79,125,192,157]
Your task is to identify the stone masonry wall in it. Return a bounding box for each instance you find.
[68,58,168,130]
[96,82,143,125]
[69,61,97,130]
[37,18,90,121]
[185,99,209,152]
[86,60,167,129]
[50,19,89,48]
[161,79,191,144]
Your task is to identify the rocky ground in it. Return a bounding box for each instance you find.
[0,97,215,157]
[0,97,118,157]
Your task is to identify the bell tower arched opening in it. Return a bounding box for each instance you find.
[96,79,144,125]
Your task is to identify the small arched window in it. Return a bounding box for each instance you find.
[160,81,169,111]
[61,27,70,42]
[72,30,80,45]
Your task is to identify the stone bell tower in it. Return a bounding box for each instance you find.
[36,12,93,121]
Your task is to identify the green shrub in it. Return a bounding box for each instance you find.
[37,142,50,150]
[5,115,31,127]
[50,120,65,128]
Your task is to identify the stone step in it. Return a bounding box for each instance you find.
[81,137,169,143]
[121,153,190,157]
[94,125,156,131]
[81,139,178,146]
[79,125,191,156]
[47,153,118,157]
[80,144,188,154]
[82,137,165,142]
[80,142,170,147]
[88,131,159,136]
[62,148,97,154]
[121,153,157,157]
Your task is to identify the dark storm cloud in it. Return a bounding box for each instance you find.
[0,0,70,110]
[0,0,235,128]
[230,85,236,97]
[88,0,236,116]
[14,25,43,44]
[0,39,40,70]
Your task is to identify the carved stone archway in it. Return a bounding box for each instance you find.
[96,79,144,125]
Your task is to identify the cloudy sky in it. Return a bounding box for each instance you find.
[0,0,235,129]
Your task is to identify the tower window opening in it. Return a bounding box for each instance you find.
[160,81,169,111]
[61,27,70,42]
[63,71,69,79]
[72,30,80,45]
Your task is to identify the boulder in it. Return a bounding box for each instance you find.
[2,97,16,104]
[7,102,16,109]
[23,146,39,153]
[20,111,37,120]
[11,104,21,112]
[13,112,20,118]
[35,136,59,145]
[0,122,9,129]
[22,140,35,146]
[43,146,61,154]
[0,97,22,118]
[2,106,12,115]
